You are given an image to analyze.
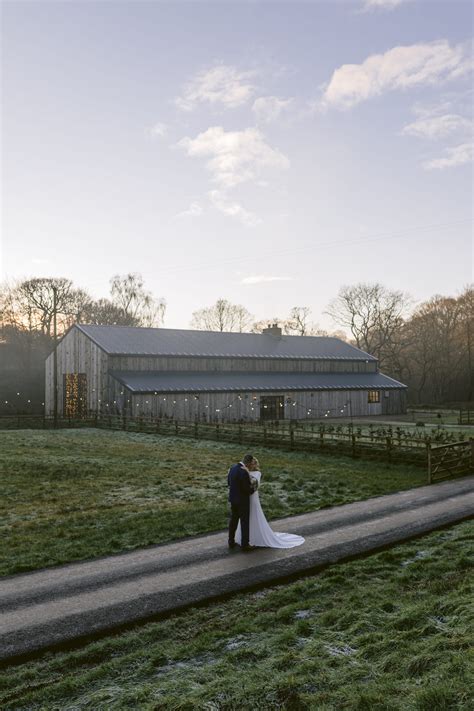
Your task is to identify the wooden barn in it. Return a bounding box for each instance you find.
[45,323,407,421]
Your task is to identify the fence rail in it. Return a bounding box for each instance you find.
[428,440,474,483]
[1,413,473,482]
[459,409,473,425]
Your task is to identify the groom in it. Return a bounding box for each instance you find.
[227,453,256,552]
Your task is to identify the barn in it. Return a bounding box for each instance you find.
[45,323,407,421]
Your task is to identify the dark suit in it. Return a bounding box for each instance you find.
[227,462,252,547]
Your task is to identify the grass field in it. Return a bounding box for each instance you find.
[0,429,428,576]
[1,520,472,710]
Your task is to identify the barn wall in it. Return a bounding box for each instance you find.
[109,355,378,374]
[124,388,405,422]
[382,389,407,415]
[45,326,109,416]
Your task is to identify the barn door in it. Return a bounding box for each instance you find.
[260,395,284,421]
[64,373,88,418]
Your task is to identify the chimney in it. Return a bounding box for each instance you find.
[263,323,282,338]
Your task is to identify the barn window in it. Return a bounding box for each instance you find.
[64,373,88,418]
[260,395,285,421]
[368,390,380,403]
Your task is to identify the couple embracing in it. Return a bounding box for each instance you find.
[227,454,305,551]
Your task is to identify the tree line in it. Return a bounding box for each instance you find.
[0,274,471,411]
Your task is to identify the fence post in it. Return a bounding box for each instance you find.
[238,424,243,444]
[427,442,432,484]
[471,438,474,473]
[175,421,179,436]
[194,421,199,439]
[216,423,220,440]
[351,434,356,458]
[290,428,294,451]
[386,436,392,466]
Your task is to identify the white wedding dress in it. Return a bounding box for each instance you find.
[235,471,305,549]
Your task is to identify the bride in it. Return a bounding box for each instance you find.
[236,459,305,549]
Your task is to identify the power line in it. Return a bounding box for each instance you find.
[151,218,473,277]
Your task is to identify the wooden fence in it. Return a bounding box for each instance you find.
[459,409,473,425]
[2,413,473,482]
[428,440,474,483]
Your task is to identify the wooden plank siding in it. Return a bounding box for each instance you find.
[45,328,109,416]
[109,355,377,374]
[125,388,404,422]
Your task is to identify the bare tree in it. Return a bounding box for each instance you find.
[458,285,474,401]
[110,273,166,327]
[252,307,326,336]
[2,278,91,338]
[80,298,142,326]
[191,299,253,332]
[326,283,412,367]
[284,306,325,336]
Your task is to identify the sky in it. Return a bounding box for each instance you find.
[1,0,473,331]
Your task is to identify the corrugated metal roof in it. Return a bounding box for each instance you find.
[76,324,377,361]
[109,370,407,393]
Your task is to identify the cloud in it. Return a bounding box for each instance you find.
[209,190,261,228]
[362,0,411,10]
[175,64,256,111]
[174,201,203,219]
[252,96,293,123]
[402,113,472,139]
[322,40,472,110]
[177,126,289,188]
[423,142,473,170]
[241,274,292,284]
[149,122,167,138]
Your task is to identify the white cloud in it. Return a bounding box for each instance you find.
[362,0,410,10]
[252,96,293,123]
[174,201,203,219]
[149,122,167,138]
[402,113,472,139]
[175,65,256,111]
[423,142,473,170]
[322,40,472,110]
[177,126,289,188]
[209,190,261,228]
[241,274,292,285]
